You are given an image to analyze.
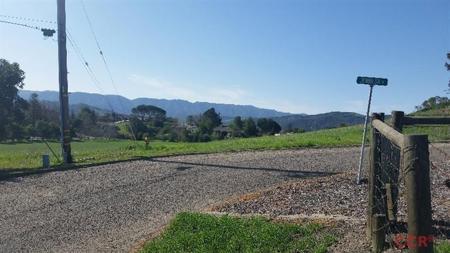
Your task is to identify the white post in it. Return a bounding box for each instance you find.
[357,85,374,184]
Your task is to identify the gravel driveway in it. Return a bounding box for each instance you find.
[0,147,360,253]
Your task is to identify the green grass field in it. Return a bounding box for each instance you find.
[0,126,363,170]
[404,125,450,142]
[1,123,449,170]
[140,212,335,253]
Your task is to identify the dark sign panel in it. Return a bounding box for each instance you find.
[357,76,388,86]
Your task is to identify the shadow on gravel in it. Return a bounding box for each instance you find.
[0,156,149,182]
[151,158,337,179]
[0,154,336,182]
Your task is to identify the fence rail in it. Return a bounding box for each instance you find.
[403,116,450,126]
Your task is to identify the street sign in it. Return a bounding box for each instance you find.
[357,76,388,86]
[355,75,388,184]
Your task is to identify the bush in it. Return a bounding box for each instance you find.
[199,133,211,142]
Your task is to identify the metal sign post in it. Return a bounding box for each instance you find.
[356,76,388,184]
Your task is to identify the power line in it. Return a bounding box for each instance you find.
[67,30,137,140]
[66,31,115,112]
[0,19,56,37]
[79,0,123,104]
[0,19,42,31]
[1,12,137,140]
[0,14,56,24]
[79,1,101,52]
[79,0,137,141]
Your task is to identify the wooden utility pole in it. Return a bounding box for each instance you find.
[57,0,72,164]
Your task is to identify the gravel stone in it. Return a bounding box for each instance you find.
[0,147,359,252]
[2,145,447,252]
[214,144,450,252]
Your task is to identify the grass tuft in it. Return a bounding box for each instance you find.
[141,212,336,253]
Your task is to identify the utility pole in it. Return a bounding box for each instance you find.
[57,0,72,164]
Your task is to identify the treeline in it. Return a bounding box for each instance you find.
[1,59,281,142]
[415,96,450,111]
[1,92,282,143]
[128,106,282,142]
[0,92,125,141]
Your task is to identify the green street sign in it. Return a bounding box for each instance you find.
[357,76,388,86]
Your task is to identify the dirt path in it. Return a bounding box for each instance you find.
[0,147,360,252]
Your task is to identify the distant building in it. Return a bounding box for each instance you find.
[213,125,232,139]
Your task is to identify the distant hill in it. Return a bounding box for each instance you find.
[19,90,291,120]
[272,112,365,131]
[39,100,113,115]
[411,106,450,116]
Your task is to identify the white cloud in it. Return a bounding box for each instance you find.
[128,74,249,104]
[128,74,198,101]
[339,100,367,114]
[127,74,321,114]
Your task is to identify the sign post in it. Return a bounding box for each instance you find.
[356,76,387,184]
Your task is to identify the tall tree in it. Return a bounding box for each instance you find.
[0,59,27,140]
[28,93,43,124]
[416,96,450,111]
[243,117,258,137]
[78,107,97,127]
[198,108,222,134]
[446,52,450,90]
[131,104,166,122]
[257,118,282,135]
[230,116,244,137]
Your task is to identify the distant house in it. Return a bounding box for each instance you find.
[185,123,198,132]
[213,125,232,139]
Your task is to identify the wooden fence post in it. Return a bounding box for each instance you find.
[372,214,387,253]
[367,113,385,242]
[391,111,405,132]
[403,135,433,253]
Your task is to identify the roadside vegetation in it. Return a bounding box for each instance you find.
[412,96,450,116]
[436,241,450,253]
[0,125,363,169]
[140,212,335,253]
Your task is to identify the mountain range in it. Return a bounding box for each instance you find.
[19,90,365,131]
[272,112,365,131]
[19,90,289,119]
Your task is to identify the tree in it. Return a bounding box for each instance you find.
[131,105,166,122]
[230,116,244,137]
[27,93,44,124]
[446,52,449,90]
[198,108,222,134]
[34,120,60,139]
[0,59,27,140]
[415,96,450,111]
[257,118,282,135]
[78,107,97,127]
[243,117,258,137]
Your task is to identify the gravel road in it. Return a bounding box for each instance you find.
[214,144,450,252]
[0,147,360,253]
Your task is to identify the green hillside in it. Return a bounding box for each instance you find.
[411,106,450,116]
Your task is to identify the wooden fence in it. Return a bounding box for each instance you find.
[367,111,440,253]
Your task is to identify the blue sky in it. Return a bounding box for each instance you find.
[0,0,448,114]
